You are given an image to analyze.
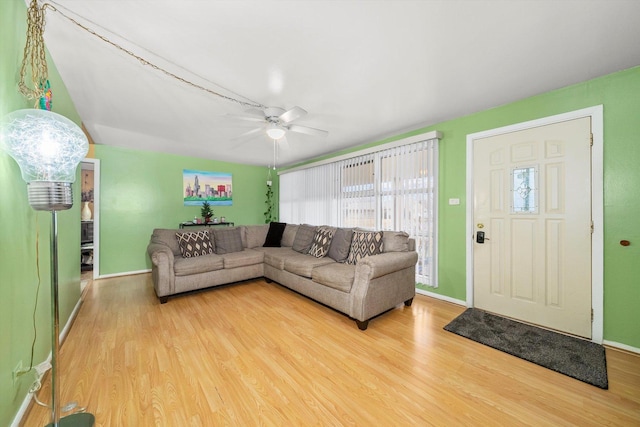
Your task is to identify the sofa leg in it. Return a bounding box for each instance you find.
[159,296,169,304]
[355,320,369,331]
[404,298,414,307]
[264,277,273,283]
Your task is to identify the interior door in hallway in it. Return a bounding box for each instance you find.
[472,117,592,338]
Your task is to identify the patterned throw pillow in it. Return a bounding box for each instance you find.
[346,230,384,265]
[308,226,336,258]
[212,227,244,254]
[176,230,214,258]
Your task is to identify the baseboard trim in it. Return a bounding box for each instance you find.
[603,340,640,355]
[10,296,84,427]
[97,268,151,279]
[416,288,466,306]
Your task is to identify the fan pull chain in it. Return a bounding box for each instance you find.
[272,139,277,170]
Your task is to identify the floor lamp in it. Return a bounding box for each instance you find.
[1,109,95,427]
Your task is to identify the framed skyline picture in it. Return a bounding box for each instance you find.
[183,169,232,206]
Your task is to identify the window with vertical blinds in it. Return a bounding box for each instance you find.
[279,132,440,287]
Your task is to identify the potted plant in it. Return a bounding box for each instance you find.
[201,201,214,223]
[264,181,275,223]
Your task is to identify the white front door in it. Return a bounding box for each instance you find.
[472,117,592,338]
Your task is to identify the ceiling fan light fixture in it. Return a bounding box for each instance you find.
[266,123,286,140]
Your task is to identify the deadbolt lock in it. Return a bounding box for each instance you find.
[477,223,484,229]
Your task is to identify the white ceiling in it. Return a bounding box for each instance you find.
[40,0,640,167]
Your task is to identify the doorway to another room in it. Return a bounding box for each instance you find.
[80,159,100,288]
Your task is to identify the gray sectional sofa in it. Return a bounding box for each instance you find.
[147,223,418,330]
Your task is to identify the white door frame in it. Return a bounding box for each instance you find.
[81,158,100,279]
[465,106,604,343]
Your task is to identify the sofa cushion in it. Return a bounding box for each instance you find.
[292,224,317,253]
[382,231,410,252]
[176,230,214,258]
[259,247,296,270]
[284,254,335,278]
[327,227,353,262]
[213,228,244,254]
[308,226,336,258]
[174,253,224,276]
[222,249,264,269]
[245,224,269,248]
[263,222,287,247]
[281,224,299,247]
[311,263,356,293]
[346,230,384,265]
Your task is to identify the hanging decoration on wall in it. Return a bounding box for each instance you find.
[39,80,53,111]
[183,169,233,206]
[264,139,277,223]
[264,180,275,223]
[19,0,51,105]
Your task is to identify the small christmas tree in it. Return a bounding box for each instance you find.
[201,201,214,222]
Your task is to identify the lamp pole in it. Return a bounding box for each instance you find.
[43,204,96,427]
[49,210,61,425]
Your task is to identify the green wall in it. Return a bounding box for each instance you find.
[94,145,274,274]
[429,66,640,349]
[0,0,85,424]
[291,66,640,349]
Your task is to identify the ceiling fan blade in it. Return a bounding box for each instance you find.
[279,106,307,124]
[225,113,265,123]
[230,127,264,141]
[288,124,328,138]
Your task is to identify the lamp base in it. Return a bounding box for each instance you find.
[44,412,95,427]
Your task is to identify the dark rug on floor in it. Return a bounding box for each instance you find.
[444,308,608,389]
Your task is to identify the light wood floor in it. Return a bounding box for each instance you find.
[22,274,640,426]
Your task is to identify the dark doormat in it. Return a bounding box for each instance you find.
[444,308,608,389]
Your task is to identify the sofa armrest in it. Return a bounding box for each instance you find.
[147,242,176,299]
[148,242,175,266]
[356,251,418,280]
[349,251,418,324]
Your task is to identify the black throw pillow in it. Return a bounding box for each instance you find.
[263,222,287,247]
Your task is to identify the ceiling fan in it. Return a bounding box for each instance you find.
[228,106,328,142]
